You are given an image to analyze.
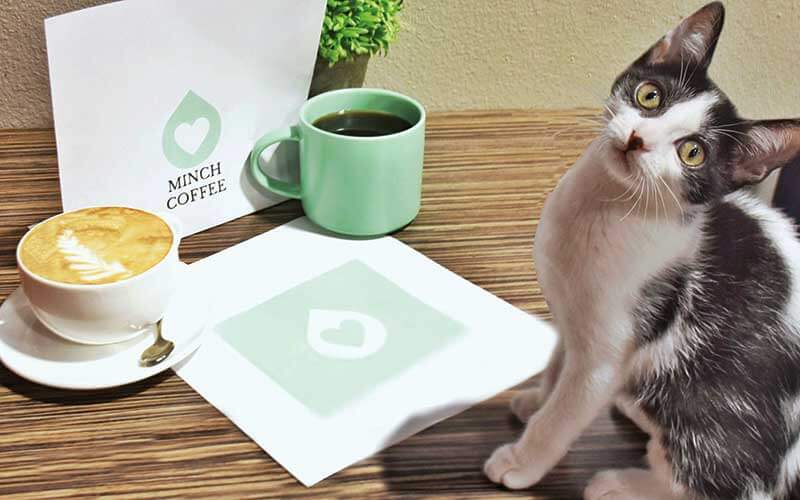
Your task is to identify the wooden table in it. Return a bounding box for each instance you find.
[0,110,647,499]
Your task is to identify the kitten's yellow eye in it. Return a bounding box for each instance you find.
[678,140,705,167]
[635,82,662,110]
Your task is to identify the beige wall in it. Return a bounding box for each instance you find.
[1,1,107,128]
[1,0,799,129]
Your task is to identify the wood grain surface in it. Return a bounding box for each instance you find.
[0,110,647,499]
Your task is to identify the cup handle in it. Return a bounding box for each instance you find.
[249,125,302,199]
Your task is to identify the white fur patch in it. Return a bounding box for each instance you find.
[628,286,704,379]
[780,393,800,497]
[776,435,800,498]
[644,92,718,140]
[535,138,706,368]
[784,394,800,432]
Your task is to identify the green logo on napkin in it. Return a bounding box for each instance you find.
[162,90,221,169]
[217,260,465,416]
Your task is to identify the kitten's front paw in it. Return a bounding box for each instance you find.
[510,386,545,422]
[483,443,541,490]
[583,470,637,500]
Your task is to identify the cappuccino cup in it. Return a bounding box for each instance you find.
[16,206,181,345]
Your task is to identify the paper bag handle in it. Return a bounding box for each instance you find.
[249,125,302,199]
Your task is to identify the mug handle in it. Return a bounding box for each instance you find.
[249,125,302,199]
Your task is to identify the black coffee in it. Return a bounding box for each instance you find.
[312,110,413,137]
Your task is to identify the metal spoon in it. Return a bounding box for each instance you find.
[139,320,174,367]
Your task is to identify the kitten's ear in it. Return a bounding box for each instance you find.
[635,2,725,71]
[732,120,800,186]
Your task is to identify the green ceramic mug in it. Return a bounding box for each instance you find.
[249,88,426,236]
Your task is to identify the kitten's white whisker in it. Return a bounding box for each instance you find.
[713,127,750,137]
[685,59,702,88]
[603,103,617,123]
[714,120,752,129]
[608,187,636,203]
[658,174,685,219]
[578,114,605,122]
[653,178,662,225]
[594,134,611,151]
[620,178,645,222]
[603,173,639,202]
[618,174,646,202]
[714,130,747,149]
[648,177,657,224]
[655,175,669,222]
[650,177,658,223]
[678,52,688,92]
[573,123,606,134]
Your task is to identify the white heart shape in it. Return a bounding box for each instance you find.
[174,117,210,155]
[306,309,387,360]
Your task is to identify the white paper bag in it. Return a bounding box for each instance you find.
[46,0,326,235]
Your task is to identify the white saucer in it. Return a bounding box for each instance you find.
[0,263,211,390]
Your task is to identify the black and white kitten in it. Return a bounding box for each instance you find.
[484,3,800,499]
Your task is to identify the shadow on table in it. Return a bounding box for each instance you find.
[249,198,304,225]
[0,362,171,406]
[376,379,648,499]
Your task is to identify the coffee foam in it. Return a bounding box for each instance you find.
[19,207,173,285]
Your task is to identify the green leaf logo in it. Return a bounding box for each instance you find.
[162,90,221,169]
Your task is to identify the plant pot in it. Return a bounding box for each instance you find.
[308,54,370,98]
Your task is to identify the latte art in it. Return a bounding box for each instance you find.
[56,229,132,282]
[19,207,172,285]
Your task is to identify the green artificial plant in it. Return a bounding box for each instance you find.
[318,0,403,66]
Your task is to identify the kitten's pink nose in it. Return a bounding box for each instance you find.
[625,131,648,152]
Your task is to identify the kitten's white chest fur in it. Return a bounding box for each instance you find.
[534,139,702,353]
